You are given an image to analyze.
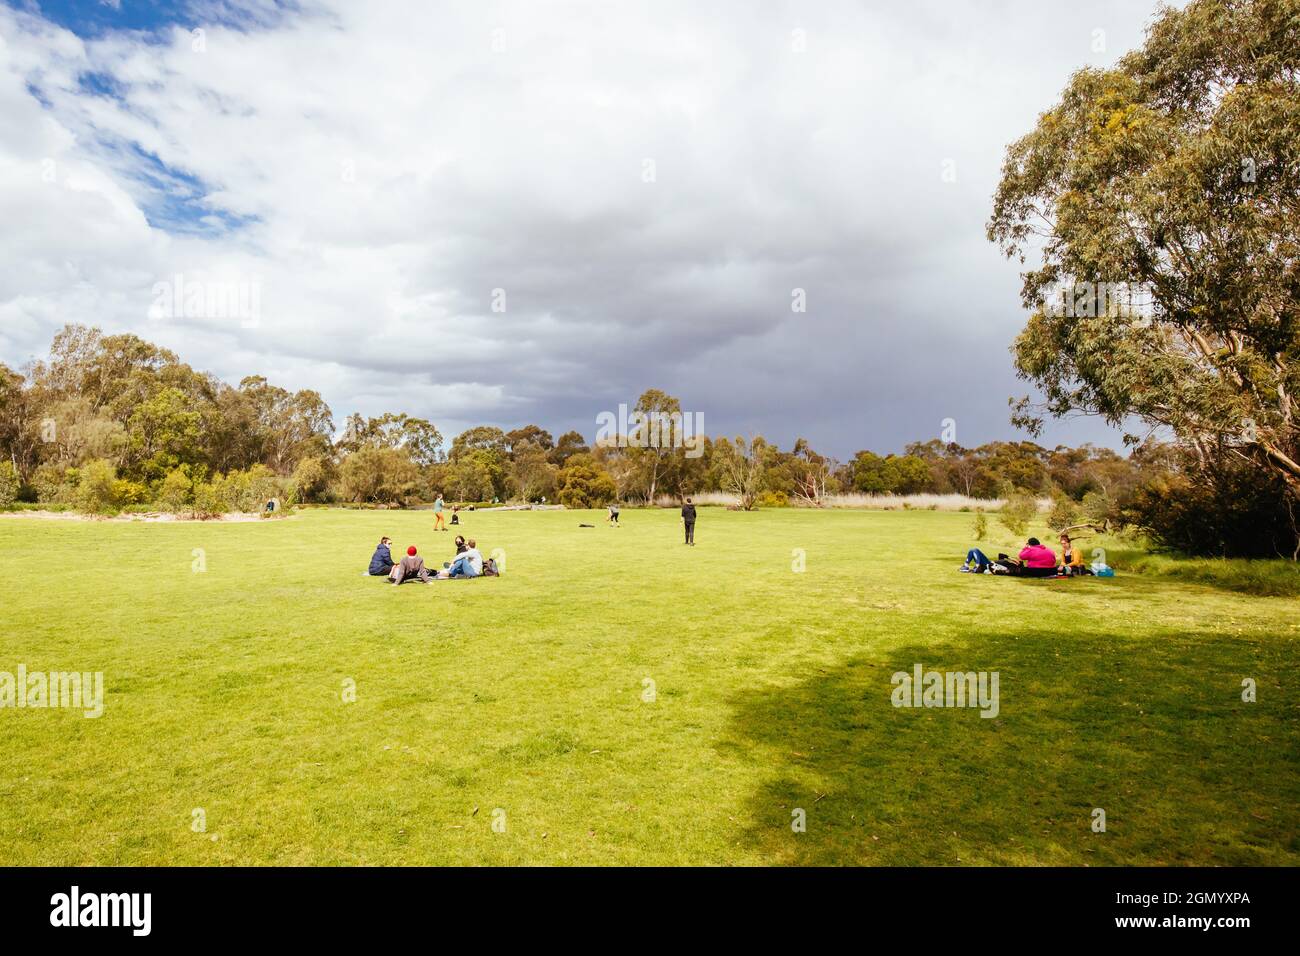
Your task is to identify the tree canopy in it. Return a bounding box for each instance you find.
[988,0,1300,500]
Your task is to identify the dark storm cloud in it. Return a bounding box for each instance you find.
[0,0,1170,455]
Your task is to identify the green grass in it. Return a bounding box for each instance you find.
[1126,552,1300,598]
[1,508,1296,865]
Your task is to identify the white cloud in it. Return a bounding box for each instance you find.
[0,0,1173,452]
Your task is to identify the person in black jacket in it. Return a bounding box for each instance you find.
[681,497,696,546]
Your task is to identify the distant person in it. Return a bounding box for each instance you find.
[433,494,447,531]
[440,538,483,578]
[390,545,431,584]
[607,502,620,526]
[1017,537,1057,578]
[368,536,395,576]
[681,497,696,546]
[450,506,460,526]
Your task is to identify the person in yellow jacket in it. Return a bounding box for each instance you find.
[1059,534,1088,575]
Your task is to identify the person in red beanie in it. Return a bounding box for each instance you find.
[389,545,430,584]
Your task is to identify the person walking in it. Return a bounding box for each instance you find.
[681,497,696,546]
[433,493,447,531]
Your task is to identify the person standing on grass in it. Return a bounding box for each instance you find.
[433,493,447,531]
[608,502,620,526]
[681,496,696,546]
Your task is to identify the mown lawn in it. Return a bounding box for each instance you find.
[0,507,1296,865]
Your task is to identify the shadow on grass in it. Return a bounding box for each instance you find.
[720,626,1298,866]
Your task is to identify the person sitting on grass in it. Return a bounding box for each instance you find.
[368,536,395,576]
[1017,537,1058,577]
[1059,533,1091,576]
[389,545,431,584]
[437,538,483,579]
[964,539,1060,577]
[453,534,468,555]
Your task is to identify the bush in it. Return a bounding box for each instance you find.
[756,490,788,508]
[71,459,121,514]
[971,508,988,541]
[203,465,288,513]
[31,463,74,504]
[1047,491,1080,532]
[998,491,1038,537]
[290,456,329,504]
[193,480,230,518]
[113,478,149,507]
[557,462,617,508]
[339,447,420,506]
[0,461,19,507]
[157,466,194,514]
[1124,461,1299,559]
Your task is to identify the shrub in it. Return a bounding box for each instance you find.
[339,448,420,505]
[1047,491,1080,532]
[1124,462,1299,559]
[756,490,788,508]
[557,462,617,508]
[193,480,230,518]
[73,459,120,514]
[998,491,1038,537]
[0,461,19,507]
[289,456,329,504]
[113,478,149,507]
[244,465,285,512]
[971,508,988,541]
[203,465,288,513]
[31,463,74,504]
[157,466,194,514]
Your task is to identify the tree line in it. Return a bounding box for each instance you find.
[0,323,1142,513]
[0,324,1292,557]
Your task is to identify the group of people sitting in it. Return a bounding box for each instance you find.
[961,534,1093,578]
[367,535,498,584]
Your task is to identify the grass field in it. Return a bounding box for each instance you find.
[1,507,1296,866]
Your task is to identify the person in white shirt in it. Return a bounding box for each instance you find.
[441,538,483,578]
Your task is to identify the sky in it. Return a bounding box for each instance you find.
[0,0,1174,457]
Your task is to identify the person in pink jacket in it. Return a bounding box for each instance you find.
[1017,538,1058,577]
